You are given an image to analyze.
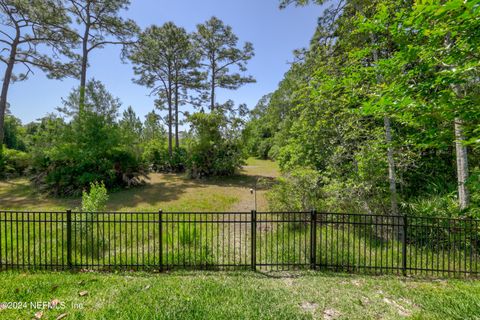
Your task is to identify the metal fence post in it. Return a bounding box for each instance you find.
[159,209,163,272]
[66,209,72,271]
[251,210,256,271]
[310,209,317,270]
[402,214,408,276]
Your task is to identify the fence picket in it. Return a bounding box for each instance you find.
[0,210,478,277]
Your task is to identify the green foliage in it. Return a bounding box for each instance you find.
[82,181,109,212]
[3,114,27,151]
[0,0,79,146]
[76,181,109,258]
[142,140,187,173]
[186,112,245,178]
[32,83,147,196]
[242,95,274,159]
[267,168,322,212]
[128,21,202,155]
[246,0,480,216]
[57,79,121,122]
[0,145,31,179]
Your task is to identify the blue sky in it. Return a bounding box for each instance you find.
[5,0,322,124]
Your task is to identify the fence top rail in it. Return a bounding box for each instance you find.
[0,210,478,222]
[0,210,252,215]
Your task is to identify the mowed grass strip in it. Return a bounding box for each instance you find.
[0,271,479,319]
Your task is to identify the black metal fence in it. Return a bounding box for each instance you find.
[0,210,478,276]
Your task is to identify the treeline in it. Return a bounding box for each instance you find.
[244,0,479,216]
[0,1,253,195]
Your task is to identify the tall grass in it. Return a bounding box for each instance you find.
[0,211,478,276]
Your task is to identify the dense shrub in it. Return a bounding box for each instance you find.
[82,181,109,212]
[267,168,322,212]
[185,112,245,178]
[142,140,186,173]
[77,181,109,257]
[0,146,31,178]
[29,82,149,195]
[33,111,147,196]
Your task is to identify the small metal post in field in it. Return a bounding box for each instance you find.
[66,209,72,270]
[251,210,256,271]
[310,209,317,270]
[402,214,408,276]
[159,209,163,272]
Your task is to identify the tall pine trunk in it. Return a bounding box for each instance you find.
[174,78,179,148]
[167,70,173,157]
[0,34,19,145]
[79,2,91,115]
[210,54,215,111]
[79,49,88,114]
[210,72,215,111]
[168,97,173,157]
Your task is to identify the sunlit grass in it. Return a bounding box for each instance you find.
[0,271,479,319]
[0,158,278,212]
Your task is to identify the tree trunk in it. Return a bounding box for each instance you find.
[168,102,173,157]
[210,55,215,111]
[79,3,91,115]
[384,116,399,216]
[0,36,19,145]
[167,75,173,157]
[79,47,88,114]
[210,72,215,111]
[174,81,179,148]
[454,117,469,210]
[368,32,399,217]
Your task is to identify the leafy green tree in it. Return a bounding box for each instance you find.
[3,112,26,151]
[120,106,142,137]
[193,17,255,111]
[32,83,146,195]
[267,168,322,211]
[0,0,78,144]
[252,0,479,217]
[242,94,274,159]
[186,110,245,178]
[57,79,120,122]
[82,181,108,212]
[386,1,480,210]
[142,110,165,143]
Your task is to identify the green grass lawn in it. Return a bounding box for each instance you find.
[1,159,479,319]
[0,158,276,212]
[0,271,479,319]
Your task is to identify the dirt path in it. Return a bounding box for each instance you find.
[220,159,280,259]
[229,158,280,212]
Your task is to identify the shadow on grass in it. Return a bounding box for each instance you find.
[0,178,77,210]
[0,164,277,211]
[106,173,276,211]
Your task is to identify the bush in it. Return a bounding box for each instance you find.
[76,181,109,258]
[0,145,31,178]
[142,140,186,173]
[32,111,147,196]
[267,168,322,212]
[185,112,245,178]
[82,181,109,212]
